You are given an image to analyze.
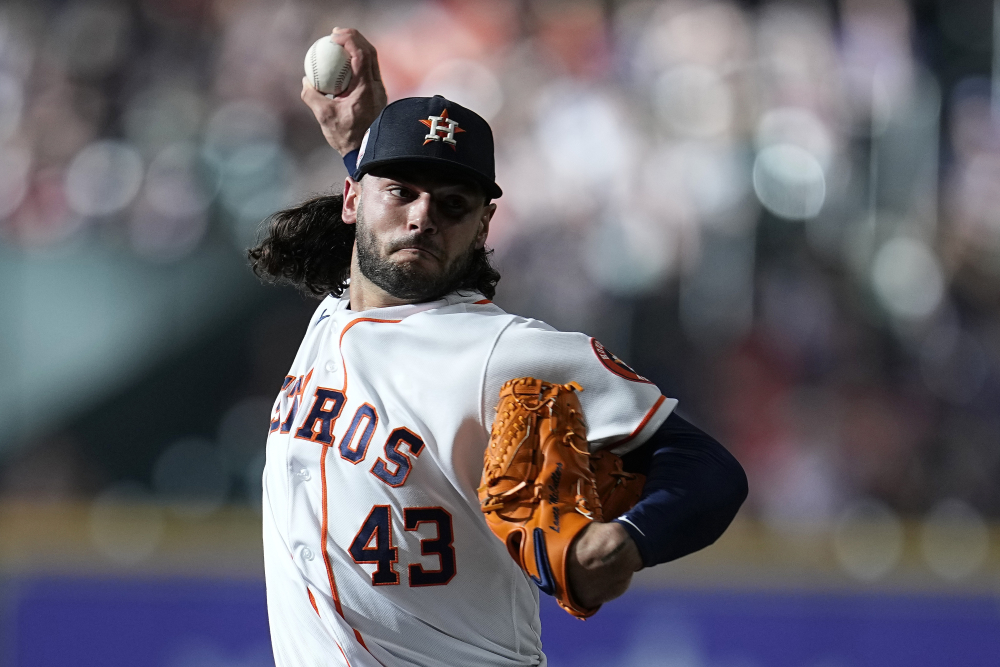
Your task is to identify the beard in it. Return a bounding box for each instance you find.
[355,201,477,302]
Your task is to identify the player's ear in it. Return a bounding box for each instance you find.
[342,176,360,224]
[476,202,496,249]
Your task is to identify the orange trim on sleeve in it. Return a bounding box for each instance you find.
[473,299,491,304]
[614,395,667,446]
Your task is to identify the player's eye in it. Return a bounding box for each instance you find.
[441,197,470,214]
[388,186,414,199]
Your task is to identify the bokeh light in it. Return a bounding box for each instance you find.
[653,65,733,138]
[833,499,904,581]
[920,498,989,581]
[871,236,944,321]
[755,107,834,170]
[752,144,826,220]
[64,140,144,217]
[144,143,218,218]
[88,481,164,566]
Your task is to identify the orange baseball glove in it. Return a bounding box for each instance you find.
[591,447,646,522]
[478,377,646,619]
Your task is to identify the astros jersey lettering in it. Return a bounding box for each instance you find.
[263,291,676,667]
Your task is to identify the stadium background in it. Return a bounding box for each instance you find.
[1,0,999,664]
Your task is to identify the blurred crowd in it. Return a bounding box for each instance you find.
[0,0,998,573]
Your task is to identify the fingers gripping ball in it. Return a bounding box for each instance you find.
[479,378,603,619]
[304,36,352,96]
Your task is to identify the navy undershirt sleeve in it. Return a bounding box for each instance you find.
[343,149,360,179]
[612,412,748,569]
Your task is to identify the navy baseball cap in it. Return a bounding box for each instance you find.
[354,95,502,199]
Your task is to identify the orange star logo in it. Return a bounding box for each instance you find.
[419,108,466,149]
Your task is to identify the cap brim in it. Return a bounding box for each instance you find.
[357,156,502,199]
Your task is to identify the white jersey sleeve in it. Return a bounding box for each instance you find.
[482,317,677,455]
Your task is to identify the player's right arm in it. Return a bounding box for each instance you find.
[300,27,387,156]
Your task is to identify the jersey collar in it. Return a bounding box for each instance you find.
[330,290,485,320]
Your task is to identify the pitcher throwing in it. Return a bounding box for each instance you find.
[250,27,748,667]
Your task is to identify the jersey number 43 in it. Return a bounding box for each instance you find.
[349,506,456,587]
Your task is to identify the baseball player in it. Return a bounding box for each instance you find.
[250,28,747,667]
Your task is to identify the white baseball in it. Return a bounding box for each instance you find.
[304,37,352,96]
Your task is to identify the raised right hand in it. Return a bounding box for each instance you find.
[300,27,388,156]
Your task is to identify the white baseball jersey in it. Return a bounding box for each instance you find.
[263,290,676,667]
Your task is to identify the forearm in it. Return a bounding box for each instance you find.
[615,412,748,568]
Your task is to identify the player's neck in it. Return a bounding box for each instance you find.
[347,256,418,312]
[347,279,416,311]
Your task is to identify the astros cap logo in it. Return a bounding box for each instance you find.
[420,108,465,149]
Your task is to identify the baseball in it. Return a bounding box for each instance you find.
[304,36,352,96]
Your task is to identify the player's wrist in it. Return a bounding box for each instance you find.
[612,516,652,570]
[327,130,363,157]
[567,522,639,608]
[573,521,642,572]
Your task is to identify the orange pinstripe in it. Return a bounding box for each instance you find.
[319,316,403,654]
[307,588,320,616]
[336,642,353,667]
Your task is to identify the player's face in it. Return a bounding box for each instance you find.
[345,166,496,301]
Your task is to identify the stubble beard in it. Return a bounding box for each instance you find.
[354,199,477,302]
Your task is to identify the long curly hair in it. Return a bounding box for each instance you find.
[247,193,501,299]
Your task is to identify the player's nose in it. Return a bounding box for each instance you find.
[406,193,437,234]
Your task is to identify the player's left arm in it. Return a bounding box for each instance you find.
[566,413,748,609]
[482,321,748,611]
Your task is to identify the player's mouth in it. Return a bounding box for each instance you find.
[388,239,440,260]
[396,246,437,258]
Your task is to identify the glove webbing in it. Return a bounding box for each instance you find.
[480,384,592,519]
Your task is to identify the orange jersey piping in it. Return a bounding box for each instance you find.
[319,316,402,654]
